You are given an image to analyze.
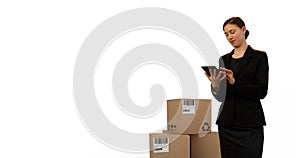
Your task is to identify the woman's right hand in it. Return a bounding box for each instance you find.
[205,69,226,92]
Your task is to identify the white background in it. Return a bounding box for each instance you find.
[1,0,299,157]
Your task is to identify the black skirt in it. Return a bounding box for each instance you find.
[218,126,264,158]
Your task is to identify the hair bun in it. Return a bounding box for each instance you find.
[245,30,250,39]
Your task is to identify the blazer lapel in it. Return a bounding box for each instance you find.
[232,46,254,77]
[223,45,254,77]
[224,50,233,69]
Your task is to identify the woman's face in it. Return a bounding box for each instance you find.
[223,24,246,48]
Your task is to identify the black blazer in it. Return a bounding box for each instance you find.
[213,45,269,127]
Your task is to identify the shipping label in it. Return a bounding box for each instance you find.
[153,137,169,153]
[182,99,196,114]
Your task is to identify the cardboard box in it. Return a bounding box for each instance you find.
[149,133,190,158]
[190,132,221,158]
[167,99,211,134]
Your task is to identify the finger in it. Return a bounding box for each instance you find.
[219,67,228,72]
[204,73,212,81]
[209,69,213,78]
[220,67,232,74]
[220,73,226,80]
[227,70,233,75]
[213,69,217,78]
[216,70,222,79]
[217,71,226,79]
[217,70,224,77]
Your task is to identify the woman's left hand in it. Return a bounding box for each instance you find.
[220,67,235,85]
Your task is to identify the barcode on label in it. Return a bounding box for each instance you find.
[183,99,195,105]
[154,137,168,144]
[153,137,169,153]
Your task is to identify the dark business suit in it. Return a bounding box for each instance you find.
[213,45,269,158]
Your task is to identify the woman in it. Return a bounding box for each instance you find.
[206,17,269,158]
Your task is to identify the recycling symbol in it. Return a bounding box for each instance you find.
[201,122,210,132]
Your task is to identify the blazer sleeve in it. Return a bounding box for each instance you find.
[211,57,226,102]
[230,52,269,99]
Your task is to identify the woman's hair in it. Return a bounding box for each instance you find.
[223,17,249,39]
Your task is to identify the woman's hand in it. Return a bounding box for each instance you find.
[220,67,235,85]
[205,68,226,92]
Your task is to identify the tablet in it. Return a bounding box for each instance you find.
[201,66,219,76]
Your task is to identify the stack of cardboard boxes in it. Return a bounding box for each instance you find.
[149,99,221,158]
